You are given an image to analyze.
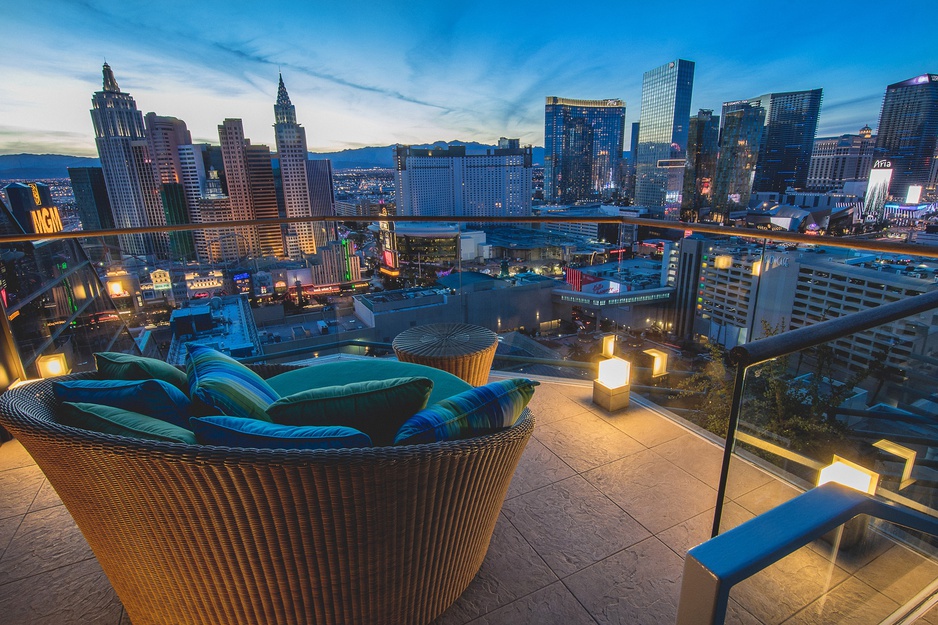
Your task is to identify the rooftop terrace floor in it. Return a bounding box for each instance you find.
[1,375,938,624]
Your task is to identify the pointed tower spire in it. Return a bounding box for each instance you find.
[102,62,120,92]
[277,73,292,106]
[273,73,297,125]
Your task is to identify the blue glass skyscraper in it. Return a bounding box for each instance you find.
[634,59,695,216]
[544,97,625,203]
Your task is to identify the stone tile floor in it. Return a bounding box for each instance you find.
[1,377,937,624]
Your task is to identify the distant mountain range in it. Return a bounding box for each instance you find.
[0,141,545,180]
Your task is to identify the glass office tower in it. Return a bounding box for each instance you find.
[634,59,695,216]
[711,103,766,221]
[723,89,822,195]
[873,74,938,202]
[681,109,720,222]
[544,97,625,203]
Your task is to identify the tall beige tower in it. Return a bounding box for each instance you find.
[274,75,318,258]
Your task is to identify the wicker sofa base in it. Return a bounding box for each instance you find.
[0,363,533,625]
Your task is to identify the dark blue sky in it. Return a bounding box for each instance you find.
[2,0,936,156]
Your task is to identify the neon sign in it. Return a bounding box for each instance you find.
[30,206,63,235]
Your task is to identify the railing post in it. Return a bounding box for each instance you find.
[711,362,747,537]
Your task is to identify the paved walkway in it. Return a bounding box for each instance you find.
[2,378,937,624]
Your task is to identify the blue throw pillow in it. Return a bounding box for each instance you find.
[394,378,538,445]
[190,416,372,450]
[186,344,280,422]
[53,379,193,430]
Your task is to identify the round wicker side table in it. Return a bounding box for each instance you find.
[392,323,499,387]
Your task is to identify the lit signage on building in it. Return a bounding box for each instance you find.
[906,185,923,205]
[29,206,64,235]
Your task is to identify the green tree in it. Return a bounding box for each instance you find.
[676,343,733,436]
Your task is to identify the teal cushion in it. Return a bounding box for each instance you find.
[186,344,279,422]
[94,351,189,395]
[190,416,371,450]
[266,360,471,407]
[394,378,538,445]
[53,379,192,429]
[59,402,197,444]
[267,377,433,446]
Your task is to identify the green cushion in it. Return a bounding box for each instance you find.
[59,402,197,444]
[52,379,192,430]
[186,344,279,422]
[94,351,189,395]
[394,378,538,446]
[190,416,371,450]
[267,377,433,446]
[267,360,471,406]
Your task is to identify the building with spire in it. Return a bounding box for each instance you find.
[274,75,318,259]
[90,63,152,258]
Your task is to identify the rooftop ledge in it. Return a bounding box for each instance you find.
[1,369,936,624]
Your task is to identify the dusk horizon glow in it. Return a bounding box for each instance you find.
[3,0,937,158]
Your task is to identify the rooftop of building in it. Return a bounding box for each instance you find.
[3,365,937,624]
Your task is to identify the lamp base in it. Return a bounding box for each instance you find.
[592,380,630,412]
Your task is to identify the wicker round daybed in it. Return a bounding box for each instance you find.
[0,363,533,625]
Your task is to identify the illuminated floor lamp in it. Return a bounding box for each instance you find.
[36,353,71,379]
[643,348,669,383]
[817,455,880,548]
[593,356,631,412]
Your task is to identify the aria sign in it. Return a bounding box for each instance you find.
[872,159,892,169]
[30,206,64,235]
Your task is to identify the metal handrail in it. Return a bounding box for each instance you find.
[730,289,938,367]
[2,214,938,257]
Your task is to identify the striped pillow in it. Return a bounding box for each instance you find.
[394,378,538,445]
[186,344,280,422]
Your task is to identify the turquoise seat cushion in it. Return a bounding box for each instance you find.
[394,378,538,446]
[190,416,371,450]
[267,360,471,406]
[94,351,189,395]
[59,402,197,444]
[186,344,279,422]
[267,377,433,446]
[53,379,192,430]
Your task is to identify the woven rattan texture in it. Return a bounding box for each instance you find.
[0,364,533,625]
[392,323,498,387]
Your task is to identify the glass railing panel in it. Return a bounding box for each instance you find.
[717,306,938,622]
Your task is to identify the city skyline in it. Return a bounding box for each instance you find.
[2,0,936,157]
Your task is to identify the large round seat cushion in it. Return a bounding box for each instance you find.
[265,360,473,406]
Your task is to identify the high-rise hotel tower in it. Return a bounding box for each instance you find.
[544,97,625,203]
[90,64,151,257]
[873,74,938,203]
[274,75,318,258]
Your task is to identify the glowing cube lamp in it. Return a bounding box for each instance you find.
[593,357,631,412]
[818,456,879,495]
[36,353,70,379]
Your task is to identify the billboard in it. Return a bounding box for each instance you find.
[864,162,894,219]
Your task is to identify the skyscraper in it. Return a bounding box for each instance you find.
[681,109,720,221]
[273,75,317,258]
[543,97,625,203]
[68,167,119,263]
[395,142,532,219]
[723,89,823,194]
[872,74,938,202]
[711,103,766,221]
[245,144,283,258]
[217,119,261,261]
[90,63,150,257]
[306,159,336,248]
[634,59,695,215]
